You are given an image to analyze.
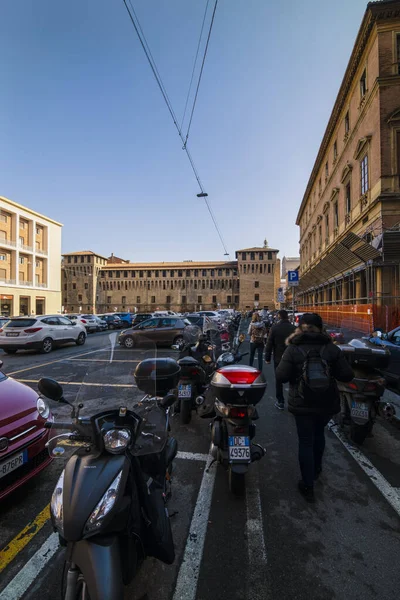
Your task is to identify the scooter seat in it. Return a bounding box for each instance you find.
[177,356,201,367]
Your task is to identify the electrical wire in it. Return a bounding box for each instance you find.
[180,0,210,132]
[122,0,229,257]
[183,0,218,148]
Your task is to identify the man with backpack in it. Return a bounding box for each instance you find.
[276,313,353,502]
[265,309,296,410]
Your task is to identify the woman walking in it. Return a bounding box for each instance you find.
[248,312,266,371]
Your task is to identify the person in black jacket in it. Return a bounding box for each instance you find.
[265,310,295,410]
[276,313,353,502]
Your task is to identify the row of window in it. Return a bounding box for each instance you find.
[0,212,44,235]
[240,252,274,261]
[65,255,104,264]
[240,263,274,274]
[97,279,237,291]
[100,268,236,279]
[102,295,239,305]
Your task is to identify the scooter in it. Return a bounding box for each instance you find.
[39,355,180,600]
[336,340,396,444]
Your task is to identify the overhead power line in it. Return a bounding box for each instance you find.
[122,0,229,257]
[183,0,218,148]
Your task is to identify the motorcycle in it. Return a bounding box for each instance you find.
[39,336,179,600]
[172,325,219,424]
[336,339,396,444]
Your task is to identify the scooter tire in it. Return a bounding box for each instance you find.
[228,468,245,496]
[350,421,372,445]
[180,399,192,425]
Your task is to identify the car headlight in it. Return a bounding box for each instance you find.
[37,397,50,419]
[103,428,131,454]
[85,471,122,532]
[50,470,65,534]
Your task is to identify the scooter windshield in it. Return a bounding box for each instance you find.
[44,329,169,459]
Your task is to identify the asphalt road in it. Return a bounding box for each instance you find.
[1,330,400,600]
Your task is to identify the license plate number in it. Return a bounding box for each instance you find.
[228,436,250,462]
[0,450,28,479]
[178,384,192,398]
[6,332,19,337]
[351,401,369,420]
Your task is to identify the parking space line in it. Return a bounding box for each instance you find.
[66,358,140,363]
[329,421,400,517]
[17,379,137,388]
[176,451,209,462]
[7,347,111,376]
[172,449,216,600]
[245,470,267,599]
[0,504,50,575]
[0,533,59,600]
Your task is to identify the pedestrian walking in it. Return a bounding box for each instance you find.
[248,312,266,371]
[275,313,353,502]
[265,309,295,410]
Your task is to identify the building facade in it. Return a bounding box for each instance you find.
[281,256,300,278]
[296,1,400,330]
[0,196,62,316]
[62,243,280,313]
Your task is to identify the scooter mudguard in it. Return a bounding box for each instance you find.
[230,464,248,475]
[69,537,123,600]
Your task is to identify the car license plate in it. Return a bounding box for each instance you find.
[6,332,19,337]
[0,450,28,479]
[228,436,251,462]
[351,401,369,420]
[178,384,192,398]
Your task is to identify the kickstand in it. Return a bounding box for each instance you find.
[206,458,217,472]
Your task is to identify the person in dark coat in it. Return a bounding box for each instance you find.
[275,313,353,502]
[265,310,295,410]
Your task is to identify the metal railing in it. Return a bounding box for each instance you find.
[35,282,48,288]
[19,280,33,286]
[0,239,16,248]
[20,243,33,252]
[0,278,16,285]
[36,248,48,256]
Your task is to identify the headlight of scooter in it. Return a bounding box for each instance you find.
[103,428,131,454]
[85,471,123,532]
[37,397,50,419]
[50,470,65,534]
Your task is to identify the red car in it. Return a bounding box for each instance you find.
[0,360,52,501]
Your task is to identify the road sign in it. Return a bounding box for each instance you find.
[278,287,283,293]
[278,292,285,303]
[288,270,299,286]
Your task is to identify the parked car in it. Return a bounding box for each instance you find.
[0,317,10,328]
[0,315,86,354]
[90,315,108,331]
[197,310,221,323]
[119,316,191,348]
[364,326,400,391]
[0,359,52,500]
[97,314,124,330]
[108,312,133,327]
[65,314,98,333]
[130,313,153,327]
[185,314,212,331]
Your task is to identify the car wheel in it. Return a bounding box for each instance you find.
[76,332,86,346]
[4,349,17,354]
[123,336,135,349]
[41,337,53,354]
[173,335,184,346]
[108,324,115,330]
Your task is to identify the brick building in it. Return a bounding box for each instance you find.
[296,0,400,331]
[62,243,280,313]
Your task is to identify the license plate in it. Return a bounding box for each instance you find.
[0,450,28,479]
[351,401,369,420]
[228,436,251,462]
[178,384,192,398]
[6,332,19,337]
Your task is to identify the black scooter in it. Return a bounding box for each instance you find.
[39,356,180,600]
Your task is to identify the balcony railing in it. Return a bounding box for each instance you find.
[36,248,48,256]
[36,282,48,288]
[20,243,33,252]
[19,280,33,286]
[0,278,16,285]
[0,239,16,248]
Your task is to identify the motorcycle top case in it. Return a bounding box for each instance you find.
[338,339,391,369]
[210,365,266,405]
[134,358,181,395]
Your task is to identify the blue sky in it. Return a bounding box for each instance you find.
[1,0,368,262]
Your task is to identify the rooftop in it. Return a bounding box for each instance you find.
[0,195,63,227]
[62,250,108,259]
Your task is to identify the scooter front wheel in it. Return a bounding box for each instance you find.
[350,421,373,445]
[228,468,245,496]
[63,564,90,600]
[180,399,192,424]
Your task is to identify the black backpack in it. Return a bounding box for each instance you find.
[296,346,336,403]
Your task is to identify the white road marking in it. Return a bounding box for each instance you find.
[329,421,400,517]
[245,469,267,600]
[66,358,140,363]
[176,451,208,462]
[172,450,217,600]
[0,533,59,600]
[7,347,111,376]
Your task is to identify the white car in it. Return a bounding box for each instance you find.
[64,314,98,333]
[0,315,86,354]
[197,310,221,323]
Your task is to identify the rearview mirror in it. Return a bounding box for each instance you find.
[38,377,67,403]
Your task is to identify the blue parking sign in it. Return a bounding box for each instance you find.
[288,271,299,286]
